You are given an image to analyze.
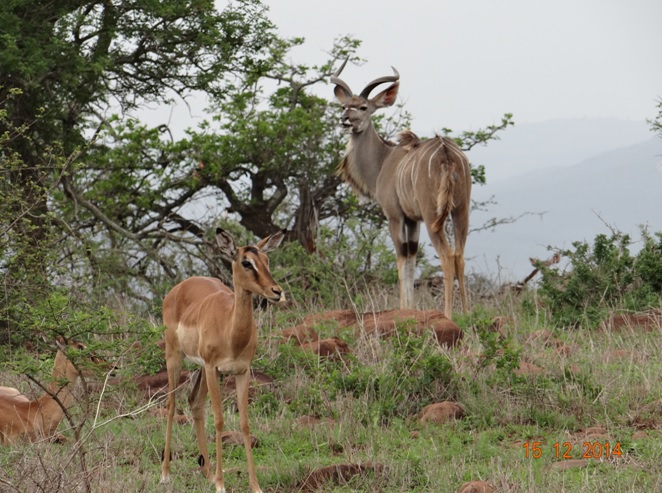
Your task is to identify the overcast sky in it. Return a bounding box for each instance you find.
[266,0,662,133]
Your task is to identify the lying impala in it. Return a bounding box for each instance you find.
[331,61,471,318]
[160,228,285,493]
[0,340,90,444]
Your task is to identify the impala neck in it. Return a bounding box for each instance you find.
[38,355,79,435]
[230,286,256,346]
[343,124,392,198]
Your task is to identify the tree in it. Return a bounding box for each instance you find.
[1,0,278,340]
[649,98,662,138]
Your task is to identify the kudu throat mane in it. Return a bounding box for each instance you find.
[337,131,414,200]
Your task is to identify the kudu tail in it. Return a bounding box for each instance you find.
[431,138,458,233]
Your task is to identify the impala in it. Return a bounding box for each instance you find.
[331,61,471,317]
[0,340,90,444]
[160,228,285,493]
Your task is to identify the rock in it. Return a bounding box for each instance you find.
[281,325,319,345]
[456,480,495,493]
[601,310,662,332]
[296,462,383,492]
[419,401,465,426]
[300,337,351,358]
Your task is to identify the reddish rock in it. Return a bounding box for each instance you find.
[301,310,358,329]
[297,462,383,492]
[457,481,495,493]
[281,325,319,345]
[514,361,545,376]
[419,401,465,426]
[300,337,351,358]
[550,459,589,470]
[223,369,274,394]
[488,316,513,335]
[148,407,189,424]
[220,430,258,448]
[363,309,463,348]
[134,369,191,398]
[601,310,662,333]
[296,415,336,427]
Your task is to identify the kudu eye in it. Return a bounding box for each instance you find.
[359,105,368,111]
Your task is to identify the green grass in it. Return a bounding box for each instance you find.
[1,287,660,492]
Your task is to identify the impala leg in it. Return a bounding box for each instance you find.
[161,354,182,484]
[235,371,262,493]
[189,369,211,479]
[205,365,226,493]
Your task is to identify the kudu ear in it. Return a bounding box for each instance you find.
[215,228,238,259]
[256,229,286,254]
[371,82,399,109]
[333,84,352,103]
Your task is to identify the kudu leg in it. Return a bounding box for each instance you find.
[188,369,211,480]
[235,371,262,493]
[428,228,456,318]
[454,252,468,313]
[205,365,226,493]
[391,218,419,310]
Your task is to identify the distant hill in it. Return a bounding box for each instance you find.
[468,118,654,183]
[463,128,662,281]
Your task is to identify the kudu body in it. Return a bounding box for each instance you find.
[331,62,471,317]
[160,228,285,493]
[0,341,87,445]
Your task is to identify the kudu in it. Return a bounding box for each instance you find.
[0,340,92,444]
[160,228,285,493]
[331,61,471,317]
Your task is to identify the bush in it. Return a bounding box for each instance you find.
[535,228,662,328]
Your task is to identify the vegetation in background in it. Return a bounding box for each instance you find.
[534,228,662,328]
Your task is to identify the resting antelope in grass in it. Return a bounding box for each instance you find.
[0,340,91,445]
[331,61,471,318]
[160,228,285,493]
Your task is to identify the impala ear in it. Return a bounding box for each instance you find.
[215,228,237,259]
[257,229,286,253]
[371,82,399,109]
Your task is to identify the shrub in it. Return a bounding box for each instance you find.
[535,229,662,328]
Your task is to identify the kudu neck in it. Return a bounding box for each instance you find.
[346,125,392,197]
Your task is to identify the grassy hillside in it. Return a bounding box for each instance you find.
[1,281,660,492]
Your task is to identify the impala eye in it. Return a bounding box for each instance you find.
[241,260,252,269]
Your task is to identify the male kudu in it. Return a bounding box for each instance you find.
[331,62,471,318]
[160,228,285,493]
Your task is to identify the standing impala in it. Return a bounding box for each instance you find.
[331,61,471,317]
[160,228,285,493]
